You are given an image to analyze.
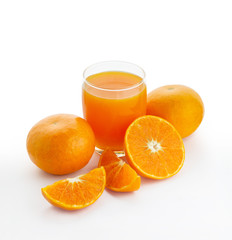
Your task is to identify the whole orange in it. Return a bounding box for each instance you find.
[26,114,95,175]
[147,85,204,138]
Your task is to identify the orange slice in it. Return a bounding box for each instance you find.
[41,167,106,210]
[125,115,185,179]
[98,149,141,192]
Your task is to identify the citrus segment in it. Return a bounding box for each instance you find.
[125,115,185,179]
[41,167,106,210]
[98,149,141,192]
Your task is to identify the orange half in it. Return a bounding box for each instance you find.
[41,167,106,210]
[98,149,141,192]
[125,115,185,179]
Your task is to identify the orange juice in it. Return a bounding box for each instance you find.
[82,71,147,151]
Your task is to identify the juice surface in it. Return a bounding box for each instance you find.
[82,71,147,151]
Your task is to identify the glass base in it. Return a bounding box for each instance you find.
[95,147,125,157]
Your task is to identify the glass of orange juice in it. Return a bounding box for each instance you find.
[82,61,147,155]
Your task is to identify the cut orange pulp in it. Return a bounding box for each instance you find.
[98,149,141,192]
[125,116,185,179]
[41,167,106,210]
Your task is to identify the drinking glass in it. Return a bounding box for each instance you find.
[82,61,146,155]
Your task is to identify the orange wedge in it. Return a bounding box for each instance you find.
[41,167,106,210]
[125,115,185,179]
[98,149,141,192]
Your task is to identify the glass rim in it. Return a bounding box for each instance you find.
[83,60,146,92]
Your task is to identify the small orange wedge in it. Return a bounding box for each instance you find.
[98,149,141,192]
[125,115,185,179]
[41,167,106,210]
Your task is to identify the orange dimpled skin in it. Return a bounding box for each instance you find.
[41,167,106,210]
[147,85,204,138]
[26,114,95,175]
[125,115,185,179]
[98,149,141,192]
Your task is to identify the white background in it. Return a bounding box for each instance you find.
[0,1,232,239]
